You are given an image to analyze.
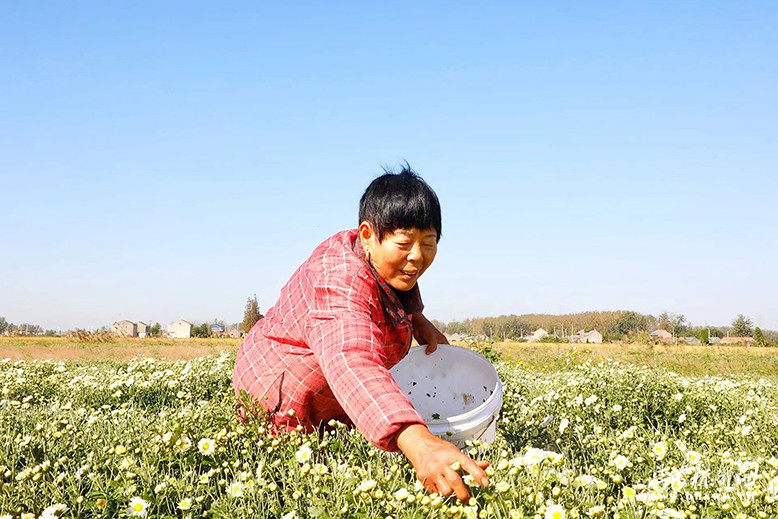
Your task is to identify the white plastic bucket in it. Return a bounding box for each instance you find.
[390,344,503,448]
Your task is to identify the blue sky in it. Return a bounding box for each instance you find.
[2,1,776,331]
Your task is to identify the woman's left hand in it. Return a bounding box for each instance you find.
[412,312,449,354]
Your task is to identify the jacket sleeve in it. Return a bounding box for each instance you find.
[303,272,425,451]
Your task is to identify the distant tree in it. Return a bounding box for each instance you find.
[192,323,211,338]
[242,294,262,333]
[698,328,710,345]
[481,319,495,339]
[149,322,162,337]
[44,330,58,337]
[754,327,765,346]
[430,319,446,333]
[0,317,7,334]
[611,311,648,339]
[731,314,754,337]
[659,312,686,337]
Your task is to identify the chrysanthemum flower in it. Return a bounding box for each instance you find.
[295,445,312,464]
[356,479,377,493]
[545,504,566,519]
[175,436,192,452]
[613,455,630,471]
[127,497,149,517]
[178,498,192,510]
[197,438,215,456]
[227,481,245,498]
[652,441,668,460]
[685,450,702,464]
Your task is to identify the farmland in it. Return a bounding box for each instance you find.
[2,338,778,518]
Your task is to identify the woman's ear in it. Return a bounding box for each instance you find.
[358,221,375,258]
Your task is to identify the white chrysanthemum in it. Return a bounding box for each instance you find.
[584,394,598,406]
[545,504,566,519]
[127,497,149,517]
[558,417,569,434]
[495,481,511,493]
[356,479,377,493]
[613,455,630,471]
[587,505,605,517]
[38,504,68,519]
[686,450,702,465]
[311,463,328,475]
[652,441,668,460]
[197,438,215,456]
[523,447,561,466]
[177,498,192,510]
[281,513,298,519]
[295,445,312,464]
[227,481,245,498]
[175,436,192,452]
[393,487,411,501]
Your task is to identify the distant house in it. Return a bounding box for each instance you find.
[111,320,137,337]
[570,329,603,344]
[168,320,193,339]
[210,323,226,335]
[530,328,548,342]
[136,321,148,338]
[650,329,674,343]
[709,337,722,345]
[679,336,701,345]
[720,336,755,346]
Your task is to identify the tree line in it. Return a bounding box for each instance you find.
[431,311,776,346]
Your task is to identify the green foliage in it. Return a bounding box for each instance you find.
[731,314,754,337]
[192,323,212,338]
[609,310,649,338]
[470,341,502,363]
[242,294,262,334]
[0,316,7,334]
[149,322,162,337]
[698,328,709,345]
[755,326,766,346]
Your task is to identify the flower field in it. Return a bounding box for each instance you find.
[2,351,778,518]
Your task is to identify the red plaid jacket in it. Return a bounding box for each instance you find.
[233,229,426,451]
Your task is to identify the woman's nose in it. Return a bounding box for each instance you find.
[407,242,422,262]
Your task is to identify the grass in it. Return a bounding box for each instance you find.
[0,336,240,361]
[473,341,778,378]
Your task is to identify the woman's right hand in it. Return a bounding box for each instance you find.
[396,423,490,501]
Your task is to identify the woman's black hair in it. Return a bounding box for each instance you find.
[359,164,442,243]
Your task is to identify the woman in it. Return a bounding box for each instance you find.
[233,166,489,500]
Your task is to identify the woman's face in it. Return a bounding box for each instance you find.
[359,223,438,291]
